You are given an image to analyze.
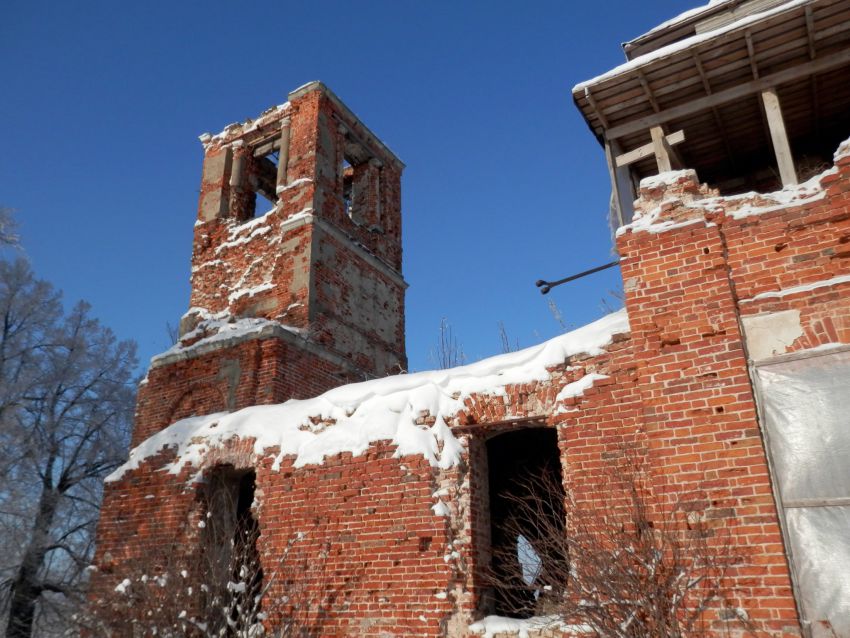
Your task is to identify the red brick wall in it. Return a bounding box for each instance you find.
[619,217,799,635]
[132,334,362,446]
[258,448,452,637]
[608,152,850,636]
[93,85,850,637]
[724,158,850,352]
[189,83,407,376]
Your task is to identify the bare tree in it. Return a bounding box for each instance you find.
[488,456,751,637]
[599,286,624,315]
[165,321,180,346]
[497,321,520,354]
[0,207,20,248]
[0,256,137,637]
[546,299,568,332]
[429,317,465,369]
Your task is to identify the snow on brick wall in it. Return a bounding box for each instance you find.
[113,309,629,482]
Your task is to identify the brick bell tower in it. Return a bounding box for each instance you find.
[132,82,407,445]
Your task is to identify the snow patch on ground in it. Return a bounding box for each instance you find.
[469,615,591,638]
[109,310,629,482]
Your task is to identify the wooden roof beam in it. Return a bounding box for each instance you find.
[587,86,634,226]
[744,30,778,156]
[584,87,609,129]
[636,73,688,171]
[804,5,821,142]
[805,5,817,60]
[638,71,661,113]
[615,130,685,167]
[650,126,674,172]
[692,50,713,96]
[761,87,799,186]
[745,30,760,79]
[603,46,850,140]
[692,50,738,172]
[605,140,632,227]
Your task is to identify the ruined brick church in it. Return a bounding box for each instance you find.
[92,1,850,636]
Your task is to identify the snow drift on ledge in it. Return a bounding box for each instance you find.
[617,134,850,237]
[573,0,807,92]
[107,309,629,483]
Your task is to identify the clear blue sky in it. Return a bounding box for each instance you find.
[1,0,695,374]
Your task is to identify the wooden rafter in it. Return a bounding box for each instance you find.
[761,88,798,186]
[650,127,672,172]
[584,87,609,129]
[805,5,821,141]
[744,30,777,154]
[605,141,626,227]
[615,130,685,167]
[637,72,661,113]
[805,5,817,60]
[603,47,850,140]
[745,30,760,79]
[692,50,738,171]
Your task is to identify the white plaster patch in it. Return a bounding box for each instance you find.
[742,310,803,361]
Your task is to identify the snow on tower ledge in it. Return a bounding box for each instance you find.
[107,309,630,483]
[617,134,850,237]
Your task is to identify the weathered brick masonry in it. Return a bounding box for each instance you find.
[91,75,850,637]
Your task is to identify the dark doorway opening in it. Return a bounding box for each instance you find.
[486,427,567,618]
[204,467,263,631]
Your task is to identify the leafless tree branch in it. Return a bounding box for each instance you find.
[486,452,753,638]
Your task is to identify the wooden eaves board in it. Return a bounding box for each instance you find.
[572,0,850,145]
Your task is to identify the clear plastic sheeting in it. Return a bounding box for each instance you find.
[785,507,850,635]
[757,349,850,637]
[759,351,850,502]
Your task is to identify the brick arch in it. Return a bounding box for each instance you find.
[168,381,229,425]
[198,440,260,476]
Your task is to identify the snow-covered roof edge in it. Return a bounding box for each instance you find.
[625,0,731,50]
[573,0,807,94]
[107,309,630,483]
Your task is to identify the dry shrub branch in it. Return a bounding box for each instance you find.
[489,454,753,638]
[84,470,358,637]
